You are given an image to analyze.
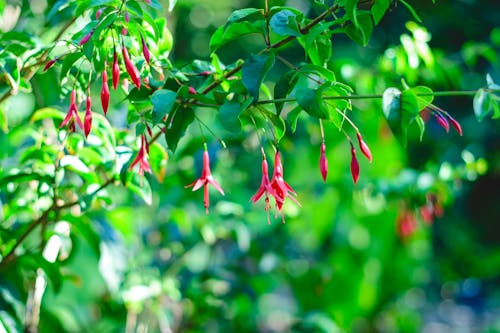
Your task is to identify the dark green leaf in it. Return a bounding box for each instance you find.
[269,10,301,37]
[165,106,195,152]
[242,53,275,101]
[151,89,177,125]
[219,101,242,133]
[224,8,263,29]
[210,21,265,52]
[274,70,295,115]
[371,0,391,24]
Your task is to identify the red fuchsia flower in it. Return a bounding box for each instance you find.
[112,48,120,90]
[250,153,278,224]
[434,112,450,133]
[129,134,152,176]
[350,142,360,184]
[124,11,130,23]
[419,205,434,225]
[186,148,225,214]
[442,113,463,136]
[43,58,57,72]
[84,95,92,138]
[60,89,83,131]
[122,45,141,89]
[79,30,94,46]
[397,209,417,239]
[95,8,103,20]
[141,34,151,64]
[356,132,372,163]
[101,68,110,115]
[270,151,300,220]
[319,142,328,182]
[121,27,128,35]
[188,86,197,94]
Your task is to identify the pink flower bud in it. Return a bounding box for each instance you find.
[141,34,151,64]
[124,11,130,23]
[112,49,120,90]
[188,86,197,94]
[356,132,372,163]
[434,113,449,133]
[79,30,94,45]
[101,69,110,115]
[84,95,92,138]
[319,142,328,182]
[43,58,57,72]
[122,46,141,89]
[95,8,103,20]
[350,143,359,185]
[447,115,463,136]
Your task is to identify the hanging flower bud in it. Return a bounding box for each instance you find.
[112,49,120,90]
[356,132,372,163]
[188,86,197,94]
[95,8,103,20]
[447,115,463,136]
[121,27,128,35]
[84,95,92,138]
[122,45,141,89]
[141,34,151,64]
[79,30,94,46]
[145,0,151,4]
[319,142,328,182]
[434,113,449,133]
[101,68,110,115]
[124,11,130,23]
[43,58,57,72]
[350,143,359,184]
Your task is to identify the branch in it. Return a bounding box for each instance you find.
[0,177,115,268]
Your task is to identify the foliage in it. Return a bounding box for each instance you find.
[0,0,499,332]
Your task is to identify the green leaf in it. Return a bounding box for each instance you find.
[473,88,490,122]
[18,255,63,293]
[295,75,328,119]
[274,70,295,115]
[60,155,90,174]
[321,83,353,129]
[383,87,412,146]
[149,142,169,183]
[61,214,100,257]
[344,12,374,46]
[224,8,263,28]
[60,52,83,80]
[269,9,301,37]
[164,106,195,152]
[210,21,265,53]
[371,0,391,24]
[407,85,434,110]
[30,107,65,122]
[0,107,7,133]
[151,89,177,125]
[257,106,286,141]
[219,101,242,133]
[286,105,303,133]
[415,115,426,141]
[241,53,275,101]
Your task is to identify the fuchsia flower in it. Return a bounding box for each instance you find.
[43,58,57,72]
[350,143,359,184]
[397,210,417,239]
[270,151,300,217]
[95,8,103,20]
[250,154,277,224]
[448,116,463,136]
[79,30,94,46]
[101,68,110,115]
[60,89,83,132]
[122,44,141,89]
[84,95,92,138]
[188,86,197,94]
[141,34,151,64]
[434,112,450,133]
[129,134,152,176]
[186,148,225,214]
[112,48,120,90]
[319,142,328,182]
[356,132,372,163]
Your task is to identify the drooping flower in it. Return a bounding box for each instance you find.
[445,114,463,136]
[350,142,359,184]
[319,142,328,182]
[129,134,152,176]
[356,132,372,163]
[124,11,130,23]
[101,68,110,115]
[79,30,94,46]
[43,58,57,72]
[60,89,83,131]
[270,151,300,220]
[434,112,450,133]
[185,148,225,214]
[84,95,92,138]
[397,209,417,239]
[188,86,197,94]
[122,44,141,89]
[112,48,120,90]
[141,34,150,64]
[250,154,278,224]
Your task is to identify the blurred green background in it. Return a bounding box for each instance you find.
[1,0,500,332]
